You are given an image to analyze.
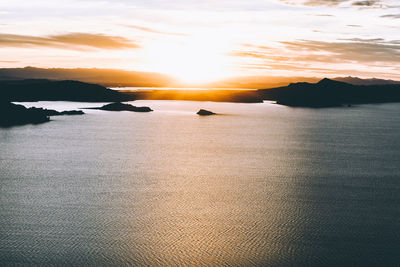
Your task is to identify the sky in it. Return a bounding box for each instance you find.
[0,0,400,82]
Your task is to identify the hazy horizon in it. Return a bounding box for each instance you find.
[1,66,400,89]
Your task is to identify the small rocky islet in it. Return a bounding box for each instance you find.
[197,109,216,116]
[85,102,153,112]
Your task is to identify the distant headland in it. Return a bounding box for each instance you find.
[258,78,400,107]
[0,101,84,127]
[1,67,399,88]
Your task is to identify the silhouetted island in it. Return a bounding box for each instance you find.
[197,109,216,115]
[257,78,400,107]
[85,102,153,112]
[44,109,85,116]
[0,102,84,127]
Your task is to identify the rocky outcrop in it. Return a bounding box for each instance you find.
[197,109,216,115]
[0,102,84,127]
[44,109,85,116]
[86,102,153,112]
[0,102,49,126]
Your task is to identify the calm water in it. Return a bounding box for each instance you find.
[1,101,400,266]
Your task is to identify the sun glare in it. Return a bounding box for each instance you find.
[143,36,231,84]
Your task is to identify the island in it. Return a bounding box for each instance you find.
[42,109,85,116]
[0,102,84,127]
[197,109,216,116]
[257,78,400,107]
[84,102,153,112]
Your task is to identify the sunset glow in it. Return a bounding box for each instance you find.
[142,35,232,83]
[1,0,400,82]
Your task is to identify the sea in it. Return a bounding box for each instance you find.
[1,99,399,266]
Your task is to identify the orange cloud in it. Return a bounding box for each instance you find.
[229,39,400,78]
[0,33,139,50]
[281,39,400,63]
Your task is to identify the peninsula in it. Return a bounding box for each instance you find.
[0,101,84,127]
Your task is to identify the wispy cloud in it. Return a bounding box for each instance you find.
[352,0,381,6]
[380,14,400,18]
[309,13,335,16]
[280,0,345,6]
[281,38,400,63]
[0,33,139,50]
[280,0,385,7]
[123,25,188,36]
[230,38,400,78]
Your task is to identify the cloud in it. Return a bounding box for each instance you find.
[230,38,400,78]
[280,0,384,7]
[231,48,342,64]
[281,38,400,63]
[309,14,335,16]
[123,25,188,36]
[381,14,400,18]
[243,62,394,77]
[280,0,347,6]
[304,0,348,5]
[0,33,139,50]
[352,0,381,6]
[341,37,384,42]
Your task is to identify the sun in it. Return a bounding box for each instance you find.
[143,36,231,84]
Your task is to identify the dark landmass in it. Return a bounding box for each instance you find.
[0,102,49,126]
[197,109,216,116]
[85,102,153,112]
[0,79,131,102]
[2,77,400,107]
[0,79,262,103]
[0,102,84,127]
[44,109,85,116]
[258,78,400,107]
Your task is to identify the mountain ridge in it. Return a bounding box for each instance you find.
[0,67,399,88]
